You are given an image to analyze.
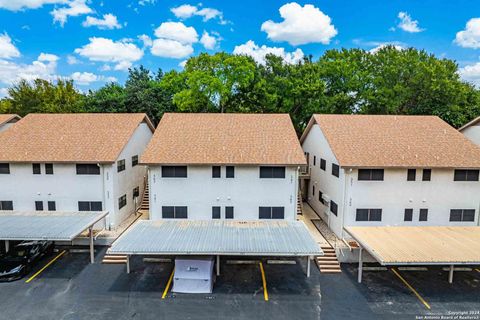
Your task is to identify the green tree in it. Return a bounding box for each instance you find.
[83,82,127,113]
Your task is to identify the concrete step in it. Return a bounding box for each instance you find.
[318,260,339,265]
[102,259,127,264]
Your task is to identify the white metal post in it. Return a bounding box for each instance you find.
[126,255,130,274]
[358,247,363,283]
[5,240,9,253]
[307,256,311,278]
[216,255,220,276]
[89,227,94,264]
[448,265,454,284]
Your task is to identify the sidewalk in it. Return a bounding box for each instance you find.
[297,202,330,248]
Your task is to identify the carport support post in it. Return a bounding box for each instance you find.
[89,226,94,264]
[4,240,9,253]
[358,247,363,283]
[448,265,454,284]
[126,255,130,274]
[306,256,311,278]
[216,255,220,276]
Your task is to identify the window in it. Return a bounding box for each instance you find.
[35,201,43,211]
[358,169,384,181]
[407,169,416,181]
[32,163,41,175]
[422,169,431,181]
[332,164,340,178]
[320,159,326,171]
[356,209,382,222]
[45,163,54,175]
[404,208,413,221]
[212,166,221,178]
[78,201,102,211]
[259,166,286,178]
[0,163,9,174]
[319,191,324,204]
[48,201,56,211]
[313,156,316,166]
[312,185,315,197]
[454,169,479,181]
[161,166,187,178]
[419,209,428,221]
[76,164,100,175]
[330,201,338,216]
[225,206,234,219]
[117,159,126,172]
[0,201,13,210]
[450,209,475,222]
[162,206,188,219]
[133,186,139,199]
[132,155,139,167]
[259,207,285,219]
[118,195,127,209]
[212,206,221,219]
[226,166,235,178]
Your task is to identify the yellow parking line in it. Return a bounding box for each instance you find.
[25,250,66,283]
[391,268,430,310]
[475,268,480,273]
[259,262,269,301]
[161,267,175,299]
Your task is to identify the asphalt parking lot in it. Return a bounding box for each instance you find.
[1,248,480,320]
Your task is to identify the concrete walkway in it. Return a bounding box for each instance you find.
[297,203,330,248]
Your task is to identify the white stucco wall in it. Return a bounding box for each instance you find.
[110,122,152,227]
[301,124,345,237]
[462,125,480,146]
[302,123,480,239]
[149,165,298,221]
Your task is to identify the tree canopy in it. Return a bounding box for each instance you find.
[0,47,478,132]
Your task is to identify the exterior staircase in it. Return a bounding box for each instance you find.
[139,182,149,212]
[102,254,127,264]
[297,192,303,215]
[316,246,342,273]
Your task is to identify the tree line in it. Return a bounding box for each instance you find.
[1,46,479,134]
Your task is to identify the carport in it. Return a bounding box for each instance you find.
[109,220,323,277]
[345,226,480,283]
[0,211,109,263]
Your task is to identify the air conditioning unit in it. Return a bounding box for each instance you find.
[322,194,331,204]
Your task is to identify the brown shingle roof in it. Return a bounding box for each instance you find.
[141,113,306,165]
[301,114,480,168]
[0,113,154,163]
[0,114,20,126]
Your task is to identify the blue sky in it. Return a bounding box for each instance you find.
[1,0,480,96]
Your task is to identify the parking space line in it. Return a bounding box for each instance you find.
[161,267,175,299]
[391,268,431,310]
[25,250,66,283]
[259,262,269,301]
[475,268,480,273]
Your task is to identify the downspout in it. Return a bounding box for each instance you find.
[341,168,350,239]
[100,164,108,230]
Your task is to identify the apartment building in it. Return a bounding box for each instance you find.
[0,114,20,132]
[300,114,480,239]
[459,116,480,146]
[0,113,154,229]
[140,113,306,221]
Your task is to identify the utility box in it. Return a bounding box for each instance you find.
[172,256,215,294]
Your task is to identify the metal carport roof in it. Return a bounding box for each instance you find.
[345,226,480,283]
[109,220,323,256]
[0,211,109,241]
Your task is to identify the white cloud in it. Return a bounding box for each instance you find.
[200,31,217,50]
[170,4,227,23]
[0,33,20,59]
[0,87,8,98]
[82,13,122,30]
[233,40,304,65]
[179,60,187,68]
[0,0,65,11]
[74,37,143,71]
[397,11,423,33]
[69,71,117,85]
[151,39,193,59]
[455,18,480,49]
[138,0,155,5]
[138,34,153,47]
[261,2,337,46]
[369,43,404,54]
[51,0,93,26]
[171,4,197,19]
[67,55,80,64]
[459,62,480,86]
[154,22,198,44]
[0,53,59,85]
